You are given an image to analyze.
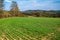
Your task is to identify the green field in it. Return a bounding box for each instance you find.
[0,17,60,40]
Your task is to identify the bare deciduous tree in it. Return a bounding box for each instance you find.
[10,1,23,17]
[0,0,4,10]
[0,0,4,18]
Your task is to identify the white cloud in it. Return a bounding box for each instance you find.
[5,0,11,2]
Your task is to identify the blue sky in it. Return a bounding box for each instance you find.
[4,0,60,11]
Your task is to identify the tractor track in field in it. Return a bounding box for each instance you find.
[5,28,21,40]
[13,28,38,40]
[0,27,37,40]
[0,37,3,40]
[8,27,31,40]
[20,26,40,40]
[12,28,34,40]
[0,30,9,40]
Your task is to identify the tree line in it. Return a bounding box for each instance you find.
[23,10,60,17]
[0,0,60,18]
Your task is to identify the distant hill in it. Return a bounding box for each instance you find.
[22,10,60,17]
[22,10,60,13]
